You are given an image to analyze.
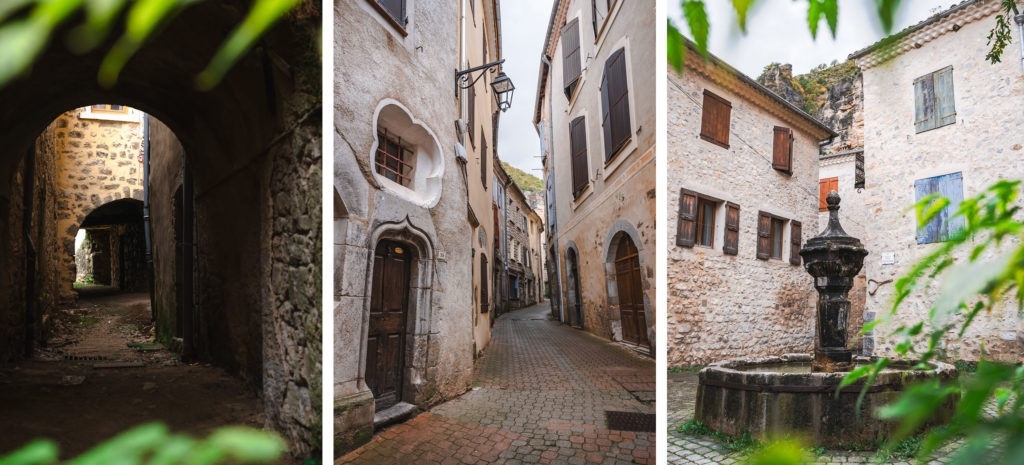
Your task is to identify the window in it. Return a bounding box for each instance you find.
[91,104,127,113]
[591,0,615,37]
[790,221,803,266]
[772,126,793,173]
[480,133,488,188]
[757,212,793,262]
[695,198,715,247]
[569,116,589,197]
[481,254,489,312]
[467,82,476,146]
[561,18,582,99]
[375,128,414,187]
[915,172,965,244]
[601,47,631,161]
[914,66,955,133]
[770,218,784,259]
[369,0,407,34]
[700,90,731,148]
[819,177,839,211]
[81,104,137,122]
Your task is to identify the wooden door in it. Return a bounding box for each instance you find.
[367,240,411,411]
[567,249,583,328]
[615,237,648,347]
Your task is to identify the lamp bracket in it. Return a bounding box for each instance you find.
[455,59,505,96]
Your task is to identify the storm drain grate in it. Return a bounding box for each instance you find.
[63,354,108,361]
[605,411,656,432]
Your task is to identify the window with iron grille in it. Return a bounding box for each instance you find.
[375,128,414,187]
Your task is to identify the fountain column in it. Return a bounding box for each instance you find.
[799,191,868,372]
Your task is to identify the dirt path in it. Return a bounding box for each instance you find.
[0,287,263,458]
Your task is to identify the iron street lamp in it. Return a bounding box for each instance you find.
[455,59,515,112]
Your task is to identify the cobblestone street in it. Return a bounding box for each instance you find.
[338,302,656,465]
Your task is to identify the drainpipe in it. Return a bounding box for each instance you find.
[23,144,36,356]
[181,159,195,361]
[1016,13,1024,76]
[143,114,154,320]
[541,54,566,323]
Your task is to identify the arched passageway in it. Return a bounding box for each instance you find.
[0,2,321,458]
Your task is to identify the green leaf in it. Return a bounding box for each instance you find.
[682,0,709,58]
[874,0,901,34]
[67,0,128,53]
[98,0,187,88]
[67,423,168,465]
[806,0,820,39]
[932,254,1013,329]
[196,0,304,90]
[668,19,685,74]
[0,440,59,465]
[744,440,808,465]
[205,426,286,462]
[821,0,838,38]
[731,0,756,33]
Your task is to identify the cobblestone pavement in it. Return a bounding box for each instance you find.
[338,301,656,465]
[666,371,969,465]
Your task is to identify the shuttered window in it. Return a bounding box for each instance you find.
[696,198,716,247]
[914,66,956,133]
[569,116,589,197]
[601,47,631,161]
[480,134,488,188]
[756,212,786,260]
[700,90,731,148]
[772,126,793,173]
[723,202,739,255]
[561,19,582,99]
[676,189,697,247]
[790,221,802,265]
[591,0,613,37]
[481,254,489,312]
[467,83,476,146]
[819,177,838,211]
[915,172,965,244]
[371,0,408,33]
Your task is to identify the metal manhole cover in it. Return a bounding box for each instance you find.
[605,411,656,432]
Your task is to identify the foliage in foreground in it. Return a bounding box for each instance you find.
[0,0,306,90]
[0,423,286,465]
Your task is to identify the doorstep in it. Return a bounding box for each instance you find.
[373,402,416,429]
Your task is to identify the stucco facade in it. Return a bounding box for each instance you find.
[667,42,834,367]
[535,0,656,353]
[850,0,1024,362]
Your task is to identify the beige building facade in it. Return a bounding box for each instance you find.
[667,41,835,367]
[536,0,656,353]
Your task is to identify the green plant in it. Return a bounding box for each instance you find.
[668,365,704,373]
[839,180,1024,464]
[74,315,98,328]
[678,420,764,455]
[0,0,305,90]
[0,422,285,465]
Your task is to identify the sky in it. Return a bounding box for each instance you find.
[498,0,953,176]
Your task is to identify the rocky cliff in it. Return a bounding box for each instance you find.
[758,61,863,154]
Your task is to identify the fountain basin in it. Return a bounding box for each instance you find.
[694,354,958,447]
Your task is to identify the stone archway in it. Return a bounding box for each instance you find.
[603,220,654,351]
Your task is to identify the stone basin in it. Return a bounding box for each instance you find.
[694,353,958,447]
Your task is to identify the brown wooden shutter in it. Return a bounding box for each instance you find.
[561,19,581,98]
[480,134,488,187]
[467,83,476,146]
[603,48,630,161]
[569,116,589,196]
[790,220,802,265]
[676,189,697,247]
[481,254,488,312]
[700,90,731,148]
[819,179,829,211]
[723,202,740,255]
[591,0,599,36]
[756,212,770,260]
[772,126,793,172]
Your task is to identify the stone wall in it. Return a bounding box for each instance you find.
[667,61,824,367]
[855,4,1024,362]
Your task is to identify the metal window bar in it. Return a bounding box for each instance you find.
[375,128,414,187]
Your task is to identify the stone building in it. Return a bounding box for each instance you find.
[843,0,1024,362]
[535,0,656,354]
[505,177,543,309]
[492,157,510,315]
[667,39,836,366]
[334,0,506,455]
[0,2,322,456]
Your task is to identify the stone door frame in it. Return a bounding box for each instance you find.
[602,220,654,352]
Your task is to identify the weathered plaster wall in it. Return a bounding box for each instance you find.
[546,0,657,349]
[857,5,1024,362]
[335,0,472,455]
[667,69,821,367]
[148,117,185,346]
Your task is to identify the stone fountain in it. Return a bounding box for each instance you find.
[693,192,957,447]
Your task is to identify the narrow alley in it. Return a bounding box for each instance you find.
[0,287,260,456]
[337,302,656,465]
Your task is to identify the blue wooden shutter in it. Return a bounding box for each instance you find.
[934,66,956,128]
[915,172,964,244]
[913,74,935,133]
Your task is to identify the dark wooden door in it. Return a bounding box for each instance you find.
[568,249,583,328]
[367,240,411,411]
[615,237,648,347]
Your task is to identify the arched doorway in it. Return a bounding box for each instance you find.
[367,239,414,411]
[566,247,583,328]
[613,234,648,348]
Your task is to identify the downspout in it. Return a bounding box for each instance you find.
[1016,13,1024,76]
[23,144,36,356]
[181,159,195,361]
[541,54,566,323]
[143,114,154,320]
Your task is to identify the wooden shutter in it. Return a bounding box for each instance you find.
[934,66,956,127]
[916,172,965,243]
[467,83,476,145]
[819,177,838,211]
[772,126,793,172]
[602,48,631,161]
[756,212,770,260]
[914,72,936,133]
[591,0,599,36]
[480,134,488,187]
[723,202,740,255]
[481,255,488,312]
[561,19,581,98]
[676,189,697,247]
[569,116,589,196]
[700,90,731,148]
[789,221,802,265]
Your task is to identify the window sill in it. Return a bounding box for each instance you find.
[603,135,636,180]
[565,75,586,111]
[571,185,593,210]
